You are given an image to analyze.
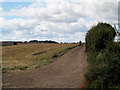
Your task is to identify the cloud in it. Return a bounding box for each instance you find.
[1,0,118,42]
[0,7,3,11]
[0,16,97,42]
[3,1,118,23]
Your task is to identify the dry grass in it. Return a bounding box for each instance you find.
[2,43,78,70]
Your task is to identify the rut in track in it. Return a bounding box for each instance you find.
[3,46,88,88]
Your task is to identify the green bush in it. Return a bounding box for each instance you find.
[87,51,99,63]
[85,42,120,88]
[85,22,116,53]
[2,68,7,72]
[85,22,120,88]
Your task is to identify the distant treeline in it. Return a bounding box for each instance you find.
[0,40,58,46]
[29,40,58,44]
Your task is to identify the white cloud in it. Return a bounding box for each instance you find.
[0,17,38,31]
[1,1,118,42]
[0,0,119,2]
[0,7,3,11]
[3,1,118,23]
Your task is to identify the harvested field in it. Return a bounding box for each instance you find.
[2,43,78,72]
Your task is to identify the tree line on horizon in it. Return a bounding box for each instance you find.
[29,40,58,44]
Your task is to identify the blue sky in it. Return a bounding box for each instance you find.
[2,2,32,19]
[0,0,118,42]
[2,2,32,11]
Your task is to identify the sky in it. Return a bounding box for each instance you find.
[0,0,119,43]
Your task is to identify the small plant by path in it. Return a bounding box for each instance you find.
[81,80,89,88]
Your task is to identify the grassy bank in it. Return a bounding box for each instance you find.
[2,43,78,72]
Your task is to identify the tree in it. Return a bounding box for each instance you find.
[85,22,116,53]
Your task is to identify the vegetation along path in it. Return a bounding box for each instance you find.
[3,46,88,88]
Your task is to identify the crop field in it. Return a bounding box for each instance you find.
[2,43,78,72]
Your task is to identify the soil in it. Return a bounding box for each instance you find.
[2,46,88,88]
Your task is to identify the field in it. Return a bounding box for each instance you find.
[2,43,78,72]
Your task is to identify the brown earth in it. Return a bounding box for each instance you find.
[2,46,88,88]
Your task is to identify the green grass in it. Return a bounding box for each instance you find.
[52,45,78,59]
[2,66,28,72]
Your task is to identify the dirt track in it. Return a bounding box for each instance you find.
[3,46,88,88]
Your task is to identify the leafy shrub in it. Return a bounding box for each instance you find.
[85,22,116,53]
[87,51,99,63]
[85,42,120,88]
[85,22,120,88]
[2,68,7,72]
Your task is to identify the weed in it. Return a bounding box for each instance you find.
[2,66,28,72]
[14,66,28,70]
[52,53,58,58]
[2,68,7,72]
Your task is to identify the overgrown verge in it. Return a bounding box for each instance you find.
[2,66,28,73]
[33,45,78,69]
[52,45,78,58]
[85,22,120,88]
